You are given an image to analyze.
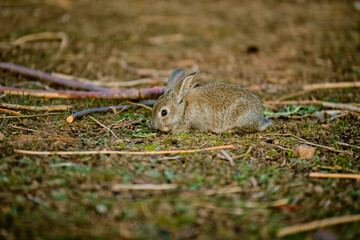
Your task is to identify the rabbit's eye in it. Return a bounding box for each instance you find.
[161,110,167,117]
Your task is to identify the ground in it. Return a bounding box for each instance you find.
[0,0,360,239]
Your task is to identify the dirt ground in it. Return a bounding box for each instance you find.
[0,0,360,239]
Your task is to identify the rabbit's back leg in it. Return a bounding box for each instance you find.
[225,98,265,132]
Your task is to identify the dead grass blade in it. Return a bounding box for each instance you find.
[277,214,360,237]
[12,32,68,50]
[1,103,72,112]
[14,145,234,156]
[111,184,177,191]
[12,125,37,132]
[220,149,235,167]
[309,172,360,180]
[2,112,60,119]
[303,81,360,91]
[88,116,121,141]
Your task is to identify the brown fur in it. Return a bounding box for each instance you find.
[151,69,271,134]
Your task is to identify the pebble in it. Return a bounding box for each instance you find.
[295,144,315,159]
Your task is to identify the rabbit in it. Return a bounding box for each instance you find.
[151,69,271,134]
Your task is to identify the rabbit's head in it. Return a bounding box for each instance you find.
[151,69,197,132]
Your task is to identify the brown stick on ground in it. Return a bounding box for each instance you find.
[66,100,155,123]
[0,62,112,92]
[265,100,360,112]
[0,107,22,115]
[309,172,360,180]
[1,103,72,112]
[0,86,166,100]
[303,81,360,91]
[112,184,177,191]
[14,145,234,156]
[52,72,165,87]
[12,32,69,50]
[2,113,60,119]
[276,214,360,237]
[120,60,168,82]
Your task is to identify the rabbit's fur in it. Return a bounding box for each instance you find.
[151,69,271,134]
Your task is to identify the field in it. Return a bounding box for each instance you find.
[0,0,360,239]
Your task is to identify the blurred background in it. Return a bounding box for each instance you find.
[0,0,358,100]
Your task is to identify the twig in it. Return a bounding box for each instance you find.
[126,101,153,111]
[112,119,143,129]
[120,60,168,82]
[0,107,22,115]
[12,32,69,50]
[1,103,72,112]
[52,72,165,87]
[220,150,235,167]
[0,63,112,92]
[277,90,311,101]
[265,100,360,113]
[276,214,360,237]
[0,86,166,100]
[14,144,235,156]
[112,184,177,191]
[297,140,352,154]
[303,82,360,91]
[309,172,360,180]
[232,146,253,159]
[1,112,60,119]
[336,142,360,149]
[66,100,155,123]
[12,125,37,132]
[88,116,121,141]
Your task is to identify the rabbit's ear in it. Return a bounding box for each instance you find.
[173,72,197,103]
[167,69,186,89]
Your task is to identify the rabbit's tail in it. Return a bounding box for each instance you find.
[259,118,272,131]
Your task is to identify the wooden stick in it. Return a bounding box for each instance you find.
[297,140,352,154]
[14,144,234,156]
[336,142,360,149]
[126,101,153,111]
[12,125,37,132]
[12,32,69,50]
[0,107,22,115]
[66,100,155,123]
[0,86,166,100]
[52,72,165,87]
[303,82,360,91]
[203,186,244,196]
[277,214,360,237]
[112,184,177,191]
[265,100,360,112]
[1,113,60,119]
[88,116,121,141]
[1,103,72,112]
[0,63,112,92]
[309,172,360,180]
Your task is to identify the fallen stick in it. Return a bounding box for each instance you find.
[14,144,234,156]
[0,107,22,115]
[0,86,166,100]
[265,100,360,112]
[112,183,177,191]
[276,214,360,237]
[303,81,360,91]
[12,125,37,132]
[309,172,360,180]
[52,72,165,87]
[88,116,121,141]
[0,63,112,92]
[297,140,352,154]
[336,142,360,149]
[12,32,69,50]
[1,103,72,112]
[1,113,60,119]
[66,100,155,123]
